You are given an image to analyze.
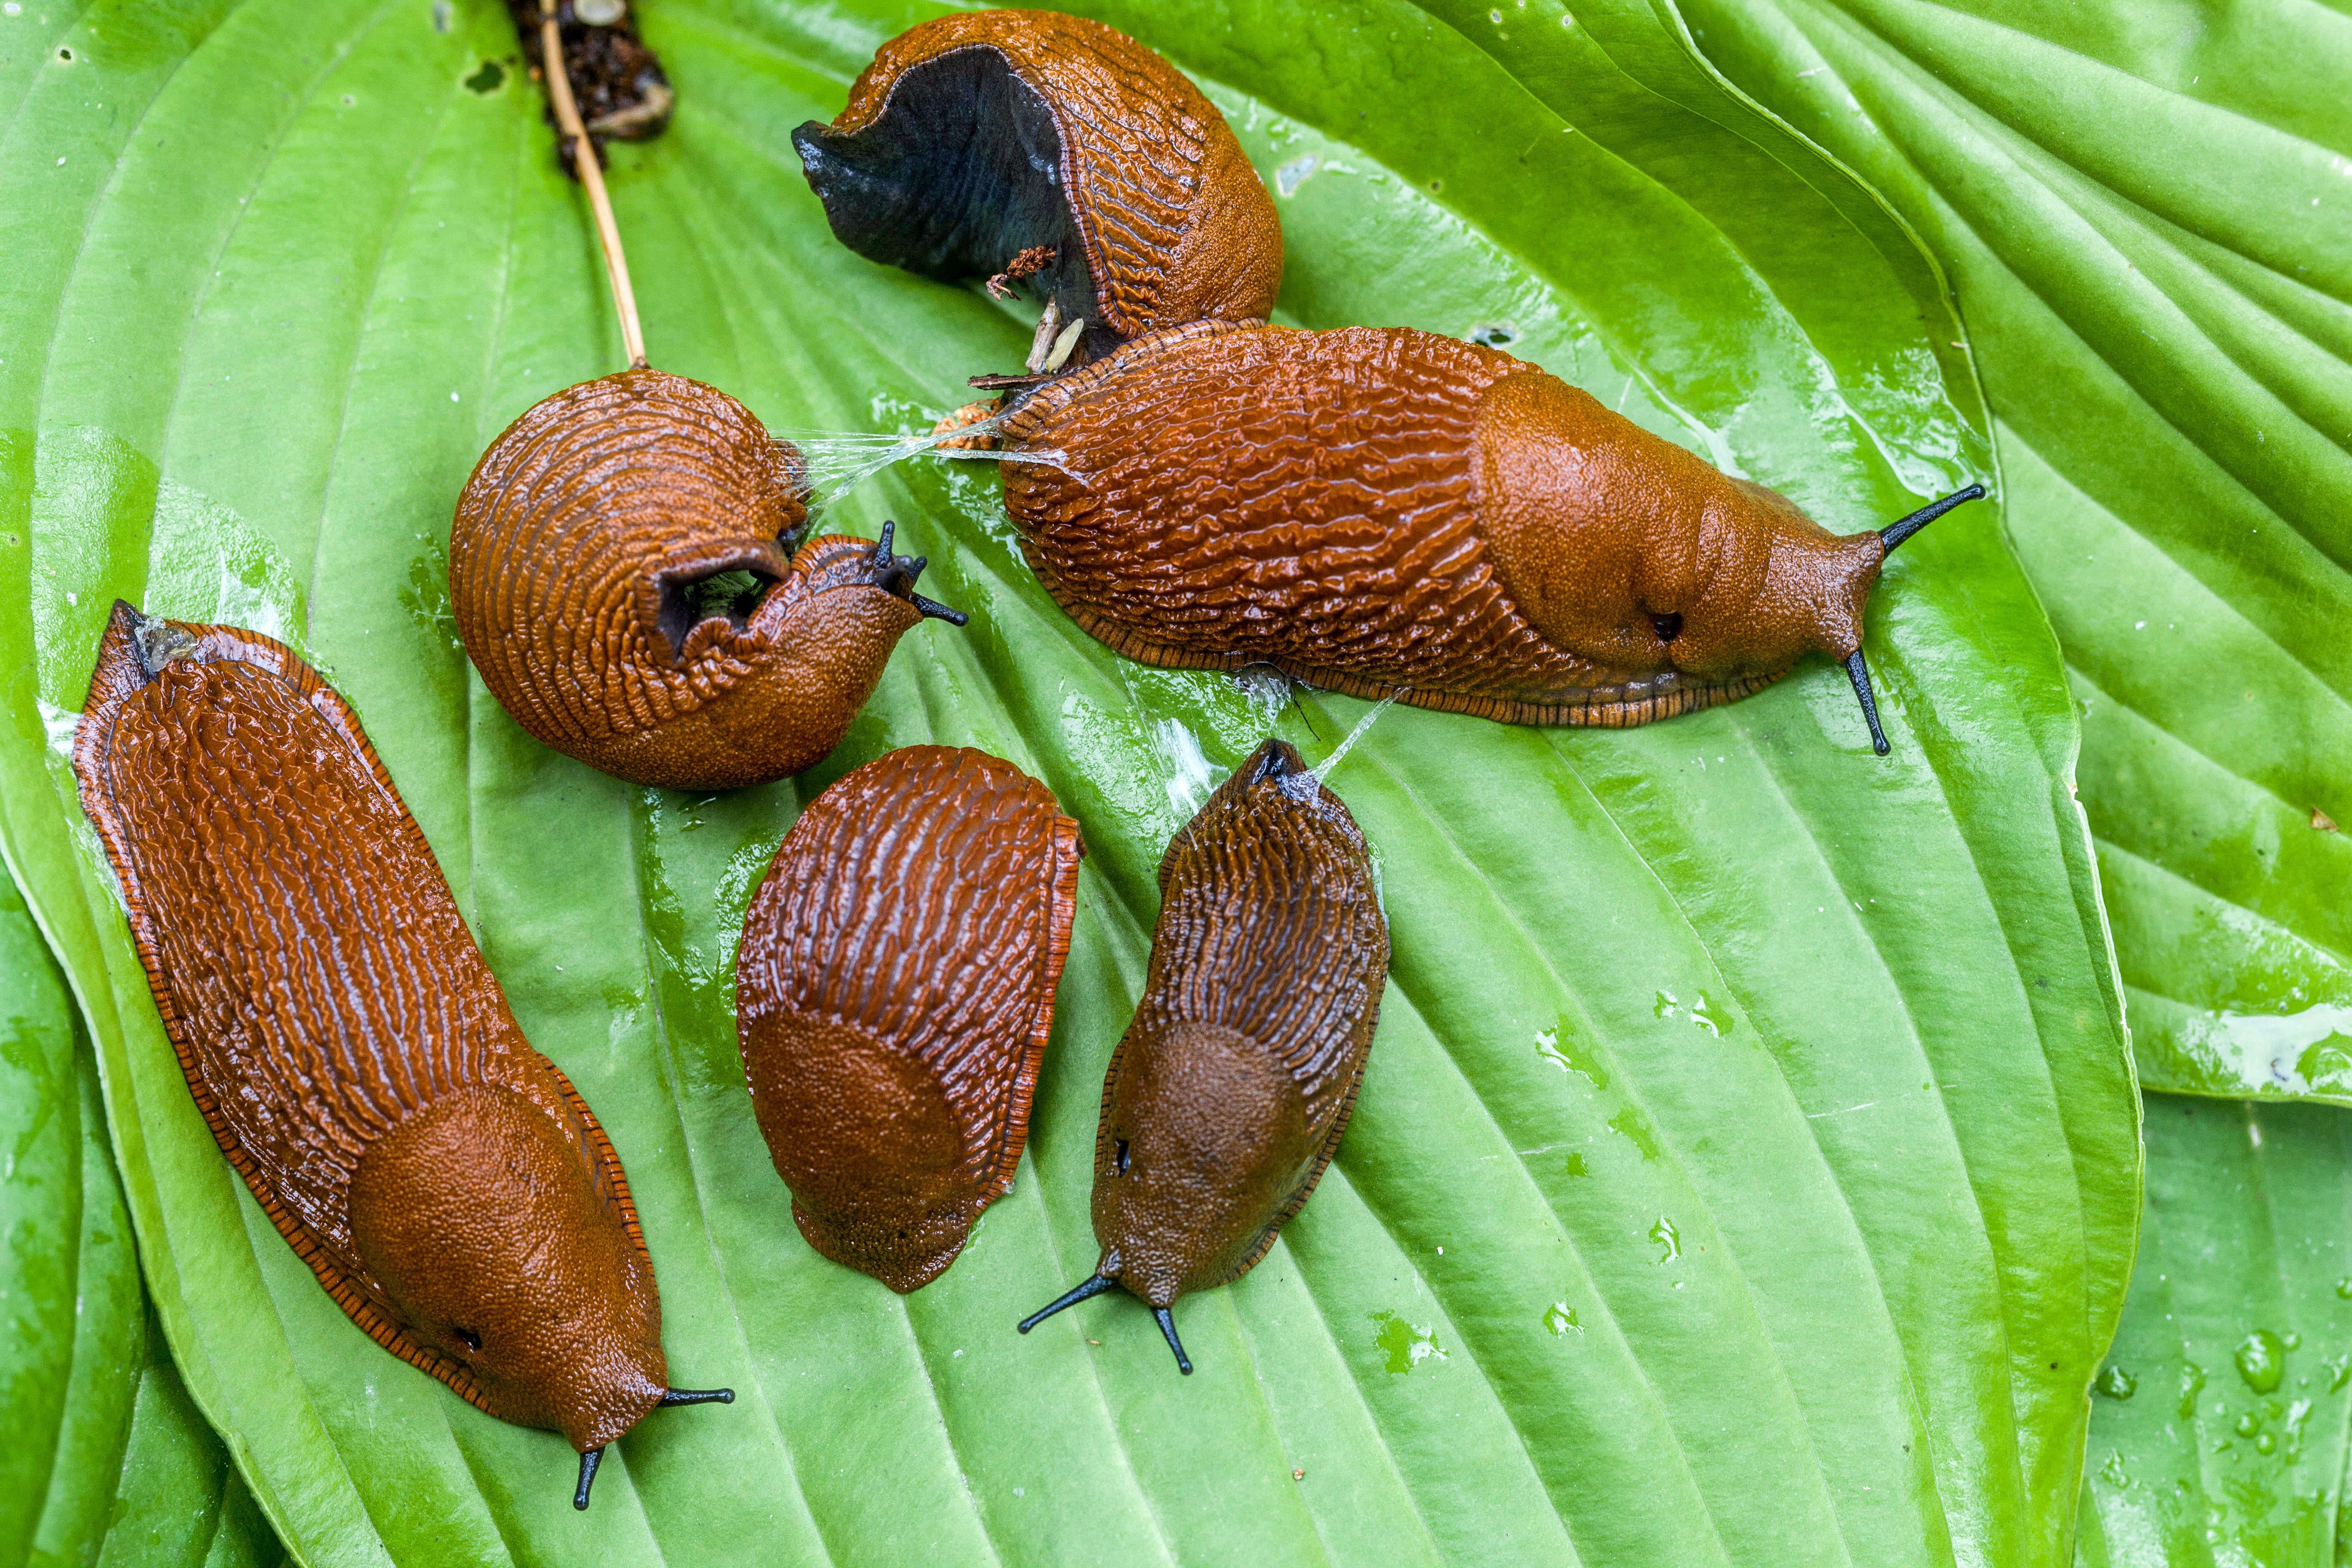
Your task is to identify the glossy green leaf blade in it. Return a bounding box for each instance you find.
[1669,0,2352,1104]
[2075,1094,2352,1565]
[0,2,2132,1565]
[1,862,284,1568]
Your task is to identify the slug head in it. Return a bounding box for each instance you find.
[1476,369,1887,689]
[1091,1019,1314,1309]
[1478,369,1984,747]
[349,1083,666,1452]
[741,1012,981,1294]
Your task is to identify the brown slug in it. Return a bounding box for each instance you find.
[795,10,1283,371]
[1019,738,1386,1373]
[998,320,1988,753]
[450,369,967,790]
[735,745,1084,1292]
[72,603,729,1511]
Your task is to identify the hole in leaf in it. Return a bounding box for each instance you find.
[464,60,505,94]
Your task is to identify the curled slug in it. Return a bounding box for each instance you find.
[998,320,1988,753]
[795,10,1282,370]
[450,369,966,791]
[72,604,728,1510]
[1019,739,1386,1373]
[735,745,1083,1291]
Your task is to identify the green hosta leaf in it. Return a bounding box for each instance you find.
[2075,1094,2352,1565]
[2,863,284,1568]
[0,1,2133,1564]
[1671,0,2352,1103]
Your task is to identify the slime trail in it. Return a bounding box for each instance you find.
[778,406,1069,517]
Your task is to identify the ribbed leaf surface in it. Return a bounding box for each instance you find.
[1674,0,2352,1102]
[0,3,2133,1563]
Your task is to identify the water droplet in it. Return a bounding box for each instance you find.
[2177,1362,2205,1419]
[2234,1412,2260,1437]
[1649,1215,1681,1264]
[2094,1364,2136,1400]
[1535,1014,1608,1089]
[1653,989,1680,1020]
[2236,1329,2287,1393]
[1543,1301,1581,1336]
[2255,1431,2276,1455]
[2335,1277,2352,1298]
[1686,991,1732,1036]
[2285,1330,2302,1349]
[1562,1152,1589,1178]
[1608,1106,1660,1160]
[1368,1311,1446,1374]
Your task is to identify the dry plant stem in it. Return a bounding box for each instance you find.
[541,0,647,369]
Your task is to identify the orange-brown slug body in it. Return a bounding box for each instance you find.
[1019,739,1387,1373]
[735,745,1084,1292]
[999,320,1986,753]
[795,10,1282,369]
[72,604,729,1510]
[451,369,965,791]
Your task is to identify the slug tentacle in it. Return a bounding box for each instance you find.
[998,320,1988,752]
[737,746,1084,1292]
[1016,1271,1118,1333]
[452,369,958,789]
[74,604,715,1482]
[795,10,1281,369]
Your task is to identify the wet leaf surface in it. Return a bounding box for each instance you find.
[0,2,2133,1563]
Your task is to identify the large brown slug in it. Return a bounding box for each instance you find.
[1019,739,1387,1373]
[795,10,1282,370]
[736,745,1084,1292]
[72,604,729,1510]
[998,320,1987,753]
[450,369,966,790]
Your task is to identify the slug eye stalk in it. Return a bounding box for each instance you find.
[1017,1272,1117,1333]
[1880,483,1986,554]
[1845,651,1891,756]
[1847,482,1987,756]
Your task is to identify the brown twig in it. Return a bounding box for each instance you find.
[541,0,647,369]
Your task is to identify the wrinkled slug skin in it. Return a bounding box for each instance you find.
[735,745,1084,1292]
[1001,320,1891,726]
[451,369,927,791]
[794,10,1282,363]
[72,605,668,1452]
[1092,740,1387,1308]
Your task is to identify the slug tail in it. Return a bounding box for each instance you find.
[87,601,193,707]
